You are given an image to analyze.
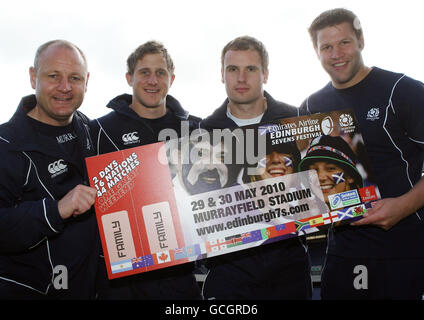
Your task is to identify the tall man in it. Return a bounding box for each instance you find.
[300,8,424,299]
[200,36,312,300]
[0,40,100,299]
[91,41,202,299]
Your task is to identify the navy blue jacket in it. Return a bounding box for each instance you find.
[299,67,424,259]
[199,91,312,300]
[91,94,202,300]
[92,94,200,154]
[0,95,100,299]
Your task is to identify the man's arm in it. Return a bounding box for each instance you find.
[353,77,424,230]
[352,176,424,230]
[0,148,96,252]
[0,184,96,253]
[57,184,97,219]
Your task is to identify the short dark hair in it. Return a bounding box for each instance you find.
[308,8,363,48]
[126,40,175,75]
[34,40,87,71]
[221,36,269,72]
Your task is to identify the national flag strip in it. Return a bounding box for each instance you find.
[295,219,311,232]
[205,225,292,253]
[275,222,296,235]
[173,244,201,260]
[173,247,187,260]
[261,228,271,239]
[308,215,325,227]
[206,238,229,253]
[295,214,325,231]
[333,204,367,221]
[154,250,172,264]
[111,259,133,274]
[225,234,243,248]
[353,205,366,217]
[241,230,263,244]
[261,223,295,239]
[322,211,340,225]
[186,244,201,256]
[118,205,368,272]
[131,255,154,269]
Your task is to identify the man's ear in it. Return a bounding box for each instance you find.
[314,45,321,60]
[359,37,364,50]
[29,67,37,90]
[125,72,133,87]
[263,69,269,84]
[85,72,90,92]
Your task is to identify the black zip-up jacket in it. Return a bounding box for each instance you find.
[90,94,202,300]
[201,91,298,130]
[199,91,312,299]
[92,94,201,154]
[0,95,100,298]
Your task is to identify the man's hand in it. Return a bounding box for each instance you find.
[58,184,97,219]
[352,176,424,230]
[351,193,420,231]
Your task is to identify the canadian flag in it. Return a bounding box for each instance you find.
[156,250,171,264]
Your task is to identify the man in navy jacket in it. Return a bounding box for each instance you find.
[200,36,312,300]
[91,41,202,300]
[0,40,100,299]
[300,8,424,299]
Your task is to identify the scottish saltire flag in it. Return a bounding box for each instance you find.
[332,172,345,184]
[283,156,292,168]
[335,204,366,220]
[111,259,133,274]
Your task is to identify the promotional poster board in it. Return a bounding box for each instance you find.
[86,109,380,279]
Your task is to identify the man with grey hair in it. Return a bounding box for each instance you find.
[0,40,100,299]
[300,8,424,299]
[91,40,202,299]
[199,36,312,300]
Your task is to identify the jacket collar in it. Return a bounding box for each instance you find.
[106,93,190,121]
[200,91,282,130]
[2,95,93,162]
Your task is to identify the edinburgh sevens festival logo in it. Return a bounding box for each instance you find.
[321,113,356,135]
[321,116,334,135]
